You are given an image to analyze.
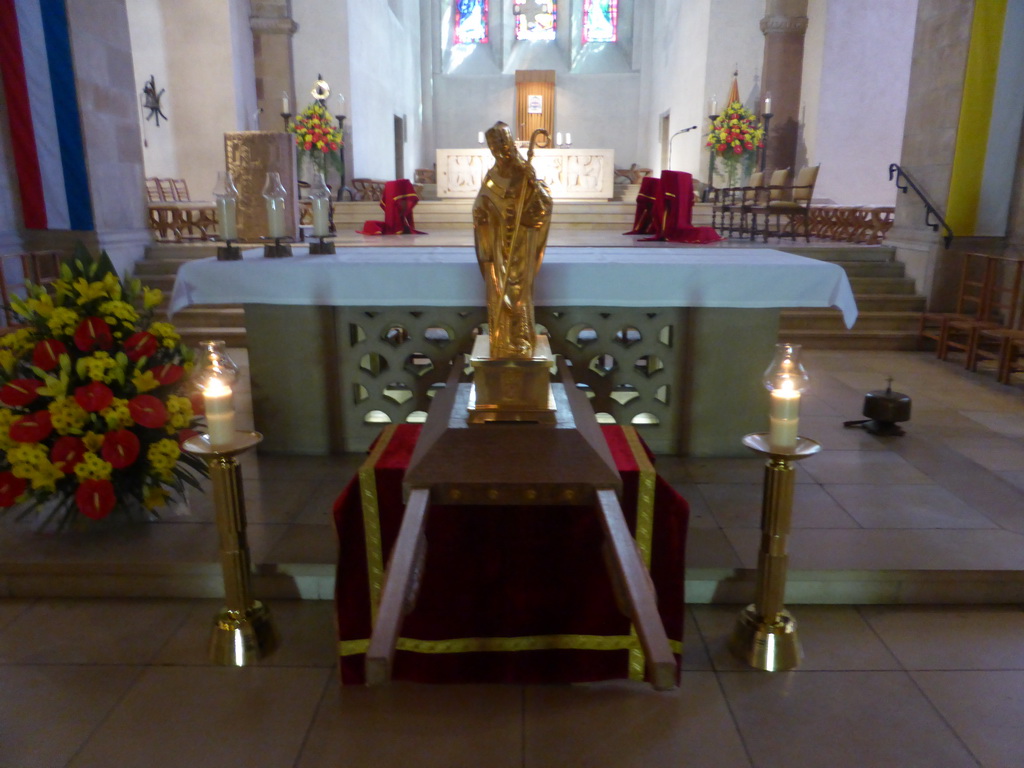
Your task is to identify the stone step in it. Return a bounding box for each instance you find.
[779,309,921,332]
[853,294,926,312]
[778,245,897,263]
[780,328,920,350]
[848,276,918,295]
[164,306,245,326]
[834,262,905,278]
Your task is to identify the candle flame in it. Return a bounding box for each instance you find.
[204,377,231,396]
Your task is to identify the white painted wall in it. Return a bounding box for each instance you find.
[293,0,423,181]
[802,0,917,205]
[125,0,178,182]
[126,0,255,200]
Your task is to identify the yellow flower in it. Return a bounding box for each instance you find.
[0,407,18,451]
[99,399,132,430]
[72,277,110,304]
[48,397,89,435]
[144,484,169,510]
[74,452,113,481]
[78,352,119,382]
[147,439,181,482]
[166,395,194,431]
[82,431,105,452]
[47,307,81,337]
[143,287,164,310]
[148,322,181,349]
[26,293,55,318]
[98,300,139,326]
[0,350,17,376]
[8,443,63,490]
[132,370,160,393]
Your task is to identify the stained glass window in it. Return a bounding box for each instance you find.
[582,0,617,43]
[514,1,557,41]
[454,0,489,44]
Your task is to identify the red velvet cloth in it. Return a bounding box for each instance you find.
[624,176,661,235]
[641,170,722,244]
[358,179,426,235]
[333,424,689,685]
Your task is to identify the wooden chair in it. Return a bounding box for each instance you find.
[998,335,1024,384]
[171,178,191,202]
[919,252,1000,354]
[711,170,765,238]
[156,178,177,202]
[145,177,162,202]
[1,251,63,332]
[750,166,818,242]
[961,257,1024,374]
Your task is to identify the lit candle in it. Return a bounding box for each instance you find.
[311,197,330,237]
[710,96,718,115]
[565,132,572,145]
[204,377,235,448]
[282,91,289,114]
[478,131,485,144]
[266,197,286,238]
[769,379,800,451]
[764,93,772,114]
[556,131,563,146]
[216,196,237,241]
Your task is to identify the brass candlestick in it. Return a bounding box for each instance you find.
[729,432,820,671]
[183,431,277,665]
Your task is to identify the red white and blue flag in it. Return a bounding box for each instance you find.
[0,0,93,231]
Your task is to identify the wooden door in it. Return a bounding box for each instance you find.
[515,70,555,142]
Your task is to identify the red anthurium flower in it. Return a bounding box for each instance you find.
[101,429,141,469]
[0,379,44,407]
[73,317,114,352]
[128,394,168,428]
[150,364,184,386]
[9,411,53,443]
[74,381,114,413]
[51,436,87,474]
[75,479,116,520]
[124,331,158,361]
[0,472,27,507]
[32,339,67,371]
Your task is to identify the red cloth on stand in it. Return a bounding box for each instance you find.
[641,170,722,244]
[332,424,689,685]
[358,179,426,235]
[624,176,661,235]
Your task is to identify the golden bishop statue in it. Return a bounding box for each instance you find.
[469,122,555,422]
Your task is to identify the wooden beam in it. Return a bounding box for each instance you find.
[595,489,677,690]
[365,488,431,686]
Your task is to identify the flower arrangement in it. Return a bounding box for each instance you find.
[0,246,206,530]
[287,102,343,177]
[706,101,765,188]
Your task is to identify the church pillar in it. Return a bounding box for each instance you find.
[885,0,975,311]
[11,0,152,277]
[251,1,297,133]
[759,0,808,173]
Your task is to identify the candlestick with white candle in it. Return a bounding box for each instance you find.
[478,131,485,144]
[282,91,289,115]
[763,343,809,453]
[262,172,288,239]
[565,132,572,146]
[194,341,241,450]
[556,131,563,146]
[764,92,772,114]
[204,377,235,447]
[213,171,239,241]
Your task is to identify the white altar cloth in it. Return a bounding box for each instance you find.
[170,246,858,328]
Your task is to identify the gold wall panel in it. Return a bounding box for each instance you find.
[224,131,298,242]
[515,70,555,142]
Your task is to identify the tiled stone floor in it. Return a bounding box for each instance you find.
[1,349,1023,766]
[1,598,1024,767]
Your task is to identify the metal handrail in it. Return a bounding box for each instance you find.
[888,163,953,248]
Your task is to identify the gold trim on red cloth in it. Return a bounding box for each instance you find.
[339,635,683,657]
[359,424,398,622]
[622,425,658,680]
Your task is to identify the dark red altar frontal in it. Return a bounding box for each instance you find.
[333,424,689,685]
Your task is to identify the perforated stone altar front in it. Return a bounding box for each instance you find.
[244,303,778,456]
